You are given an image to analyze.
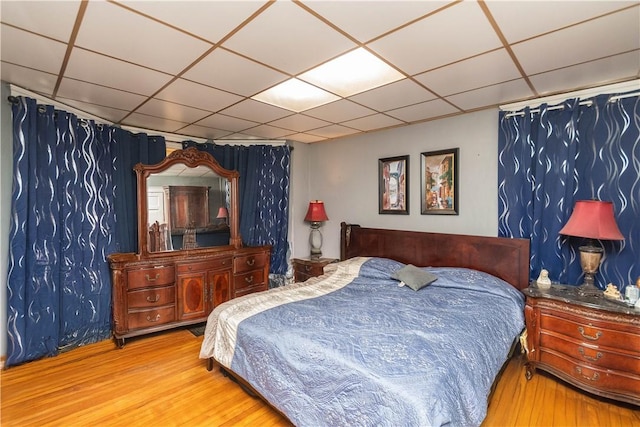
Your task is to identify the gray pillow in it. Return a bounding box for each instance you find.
[392,264,438,291]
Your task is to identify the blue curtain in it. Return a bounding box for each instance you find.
[183,141,291,278]
[6,97,165,366]
[498,93,640,291]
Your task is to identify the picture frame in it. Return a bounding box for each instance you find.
[421,148,458,215]
[379,155,409,215]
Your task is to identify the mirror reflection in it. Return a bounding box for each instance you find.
[147,164,230,252]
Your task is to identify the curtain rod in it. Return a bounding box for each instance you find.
[502,91,640,118]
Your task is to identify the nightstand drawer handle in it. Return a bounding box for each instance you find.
[578,326,602,341]
[304,265,312,272]
[578,347,602,362]
[575,366,599,381]
[245,276,254,283]
[146,294,160,303]
[146,273,160,282]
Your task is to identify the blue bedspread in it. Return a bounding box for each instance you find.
[212,257,525,426]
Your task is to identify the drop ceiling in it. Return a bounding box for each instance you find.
[1,0,639,144]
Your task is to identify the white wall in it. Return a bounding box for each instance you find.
[290,108,500,260]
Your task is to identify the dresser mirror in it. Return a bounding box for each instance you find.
[135,147,241,255]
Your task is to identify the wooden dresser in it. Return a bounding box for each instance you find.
[292,257,337,282]
[523,285,640,405]
[109,246,270,347]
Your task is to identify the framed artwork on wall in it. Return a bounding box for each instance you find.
[421,148,458,215]
[379,155,409,215]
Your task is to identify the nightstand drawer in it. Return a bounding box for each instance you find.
[540,333,640,375]
[293,258,337,282]
[540,313,639,353]
[540,350,640,398]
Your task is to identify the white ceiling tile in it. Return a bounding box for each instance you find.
[486,1,636,43]
[268,114,331,133]
[340,113,404,132]
[183,48,288,97]
[285,133,326,144]
[135,99,211,124]
[178,124,234,140]
[1,25,67,74]
[308,124,360,139]
[223,1,356,74]
[513,9,640,75]
[369,1,502,75]
[54,97,129,123]
[118,0,269,44]
[195,114,258,133]
[301,0,450,43]
[0,63,57,97]
[65,48,173,96]
[76,1,211,74]
[349,79,437,112]
[221,99,292,123]
[121,112,189,133]
[446,79,534,111]
[154,78,243,112]
[242,125,295,139]
[529,52,640,97]
[304,99,377,123]
[386,99,460,122]
[57,78,147,111]
[414,49,522,96]
[221,132,264,141]
[0,0,81,41]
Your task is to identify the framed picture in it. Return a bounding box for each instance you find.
[421,148,458,215]
[379,155,409,215]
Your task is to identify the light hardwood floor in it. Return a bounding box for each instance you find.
[2,328,638,426]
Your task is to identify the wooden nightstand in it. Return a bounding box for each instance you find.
[292,258,337,282]
[523,284,640,406]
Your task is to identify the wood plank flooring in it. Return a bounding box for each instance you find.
[2,328,638,426]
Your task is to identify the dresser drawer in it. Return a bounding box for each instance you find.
[127,286,175,309]
[540,313,639,353]
[176,257,232,274]
[540,333,640,375]
[127,306,175,330]
[540,350,640,398]
[234,253,268,274]
[234,270,266,293]
[127,265,175,290]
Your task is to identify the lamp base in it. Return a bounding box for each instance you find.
[577,244,603,297]
[309,222,323,260]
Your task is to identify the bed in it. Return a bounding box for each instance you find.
[200,223,530,426]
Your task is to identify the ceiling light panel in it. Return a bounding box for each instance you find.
[299,48,404,97]
[252,79,340,112]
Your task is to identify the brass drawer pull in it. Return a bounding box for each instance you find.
[304,265,312,272]
[146,314,161,322]
[146,295,160,303]
[578,326,602,341]
[145,273,160,282]
[246,258,255,266]
[245,276,254,283]
[578,347,602,362]
[575,366,599,381]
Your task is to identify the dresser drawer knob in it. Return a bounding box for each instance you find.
[146,295,160,303]
[578,326,602,341]
[146,314,161,322]
[578,347,603,362]
[575,366,599,382]
[145,273,160,282]
[246,258,255,266]
[245,276,254,283]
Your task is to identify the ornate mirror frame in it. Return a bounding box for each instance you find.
[135,147,241,256]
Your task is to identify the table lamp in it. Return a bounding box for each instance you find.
[304,200,329,259]
[559,200,624,295]
[216,206,228,226]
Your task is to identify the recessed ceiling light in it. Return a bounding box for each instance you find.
[299,48,405,97]
[252,78,340,112]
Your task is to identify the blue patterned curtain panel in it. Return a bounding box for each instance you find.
[498,93,640,291]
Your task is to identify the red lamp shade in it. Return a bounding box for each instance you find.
[304,200,329,222]
[559,200,624,241]
[216,207,228,219]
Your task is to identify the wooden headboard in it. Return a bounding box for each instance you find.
[340,223,530,290]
